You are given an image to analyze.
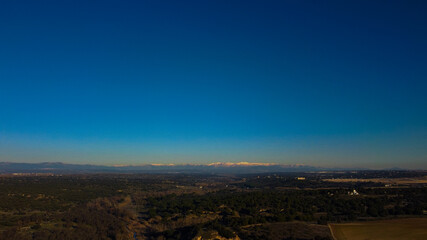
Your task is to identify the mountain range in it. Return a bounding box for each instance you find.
[0,162,326,174]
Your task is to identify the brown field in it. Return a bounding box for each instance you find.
[323,177,427,185]
[329,218,427,240]
[241,222,332,240]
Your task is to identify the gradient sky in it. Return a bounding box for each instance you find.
[1,0,426,168]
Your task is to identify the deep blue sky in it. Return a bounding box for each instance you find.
[1,0,426,168]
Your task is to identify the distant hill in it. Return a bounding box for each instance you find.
[0,162,326,174]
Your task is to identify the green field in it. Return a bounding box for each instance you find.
[329,218,427,240]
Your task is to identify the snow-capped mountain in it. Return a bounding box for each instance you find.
[0,161,323,174]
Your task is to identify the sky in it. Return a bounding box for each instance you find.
[0,0,426,168]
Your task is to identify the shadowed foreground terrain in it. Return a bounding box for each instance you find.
[0,170,426,240]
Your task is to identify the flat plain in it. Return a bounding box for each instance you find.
[323,176,427,185]
[329,218,427,240]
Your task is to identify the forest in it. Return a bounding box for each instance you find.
[0,171,426,240]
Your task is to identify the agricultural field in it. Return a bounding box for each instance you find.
[323,177,427,185]
[329,218,427,240]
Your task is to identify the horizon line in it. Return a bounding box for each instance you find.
[1,161,424,171]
